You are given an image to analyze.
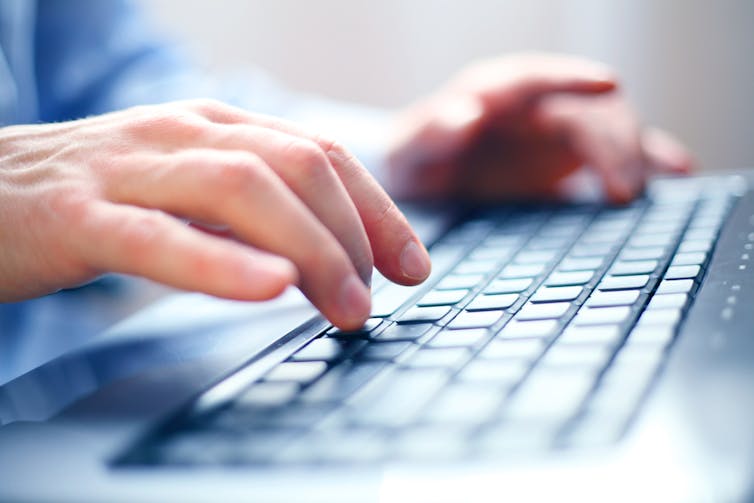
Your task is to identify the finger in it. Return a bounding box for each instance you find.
[204,123,374,284]
[108,149,372,330]
[184,101,432,286]
[642,126,694,175]
[73,201,297,300]
[453,53,618,113]
[535,94,647,203]
[385,55,619,187]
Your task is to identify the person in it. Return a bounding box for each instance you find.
[0,0,692,331]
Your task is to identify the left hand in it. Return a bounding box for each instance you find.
[386,53,692,204]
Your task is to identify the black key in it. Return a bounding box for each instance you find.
[355,341,414,361]
[398,305,452,323]
[328,318,382,339]
[298,361,386,404]
[264,361,328,384]
[290,337,363,362]
[374,323,433,341]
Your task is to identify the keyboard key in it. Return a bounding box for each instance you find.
[499,263,546,279]
[356,341,414,361]
[629,234,675,248]
[453,259,499,275]
[609,260,658,276]
[298,361,386,404]
[569,242,615,258]
[513,250,558,264]
[403,347,472,370]
[504,370,594,421]
[436,274,485,290]
[290,338,358,362]
[646,293,688,310]
[628,325,675,346]
[498,319,558,339]
[655,279,694,294]
[572,306,631,326]
[460,359,529,383]
[328,318,382,339]
[585,290,641,307]
[466,293,518,311]
[374,323,432,341]
[236,382,300,408]
[558,257,604,272]
[664,265,702,280]
[398,305,452,323]
[558,325,623,346]
[678,239,713,254]
[485,278,532,294]
[539,344,612,369]
[530,286,583,303]
[348,369,450,427]
[618,247,666,261]
[265,361,328,383]
[545,270,594,286]
[516,302,570,320]
[448,309,505,329]
[637,308,682,327]
[670,252,707,266]
[371,282,422,317]
[480,338,546,359]
[417,289,469,307]
[424,385,503,424]
[428,328,490,348]
[598,274,649,291]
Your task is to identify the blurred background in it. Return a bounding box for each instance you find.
[145,0,753,172]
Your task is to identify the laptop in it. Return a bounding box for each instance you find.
[1,172,753,502]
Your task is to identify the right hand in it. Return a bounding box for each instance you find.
[0,99,431,330]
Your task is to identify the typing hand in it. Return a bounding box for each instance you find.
[0,100,430,329]
[387,53,692,204]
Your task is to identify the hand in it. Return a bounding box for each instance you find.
[0,99,430,329]
[387,53,692,203]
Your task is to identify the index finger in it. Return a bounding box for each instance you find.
[187,100,432,286]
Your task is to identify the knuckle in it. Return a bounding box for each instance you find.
[282,139,331,179]
[117,210,167,262]
[124,106,208,140]
[212,152,268,194]
[185,98,234,118]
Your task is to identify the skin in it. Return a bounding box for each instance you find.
[386,53,692,203]
[0,54,692,330]
[0,99,430,330]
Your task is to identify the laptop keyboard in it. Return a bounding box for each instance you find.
[119,177,740,467]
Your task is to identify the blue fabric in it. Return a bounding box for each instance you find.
[0,0,389,159]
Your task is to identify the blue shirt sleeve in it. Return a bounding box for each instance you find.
[30,0,390,172]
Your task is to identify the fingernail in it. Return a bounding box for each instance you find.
[400,241,431,280]
[339,274,371,324]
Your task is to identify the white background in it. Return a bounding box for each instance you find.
[145,0,754,172]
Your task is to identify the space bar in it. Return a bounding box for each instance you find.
[370,244,466,317]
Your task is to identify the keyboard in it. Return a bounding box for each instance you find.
[118,177,740,467]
